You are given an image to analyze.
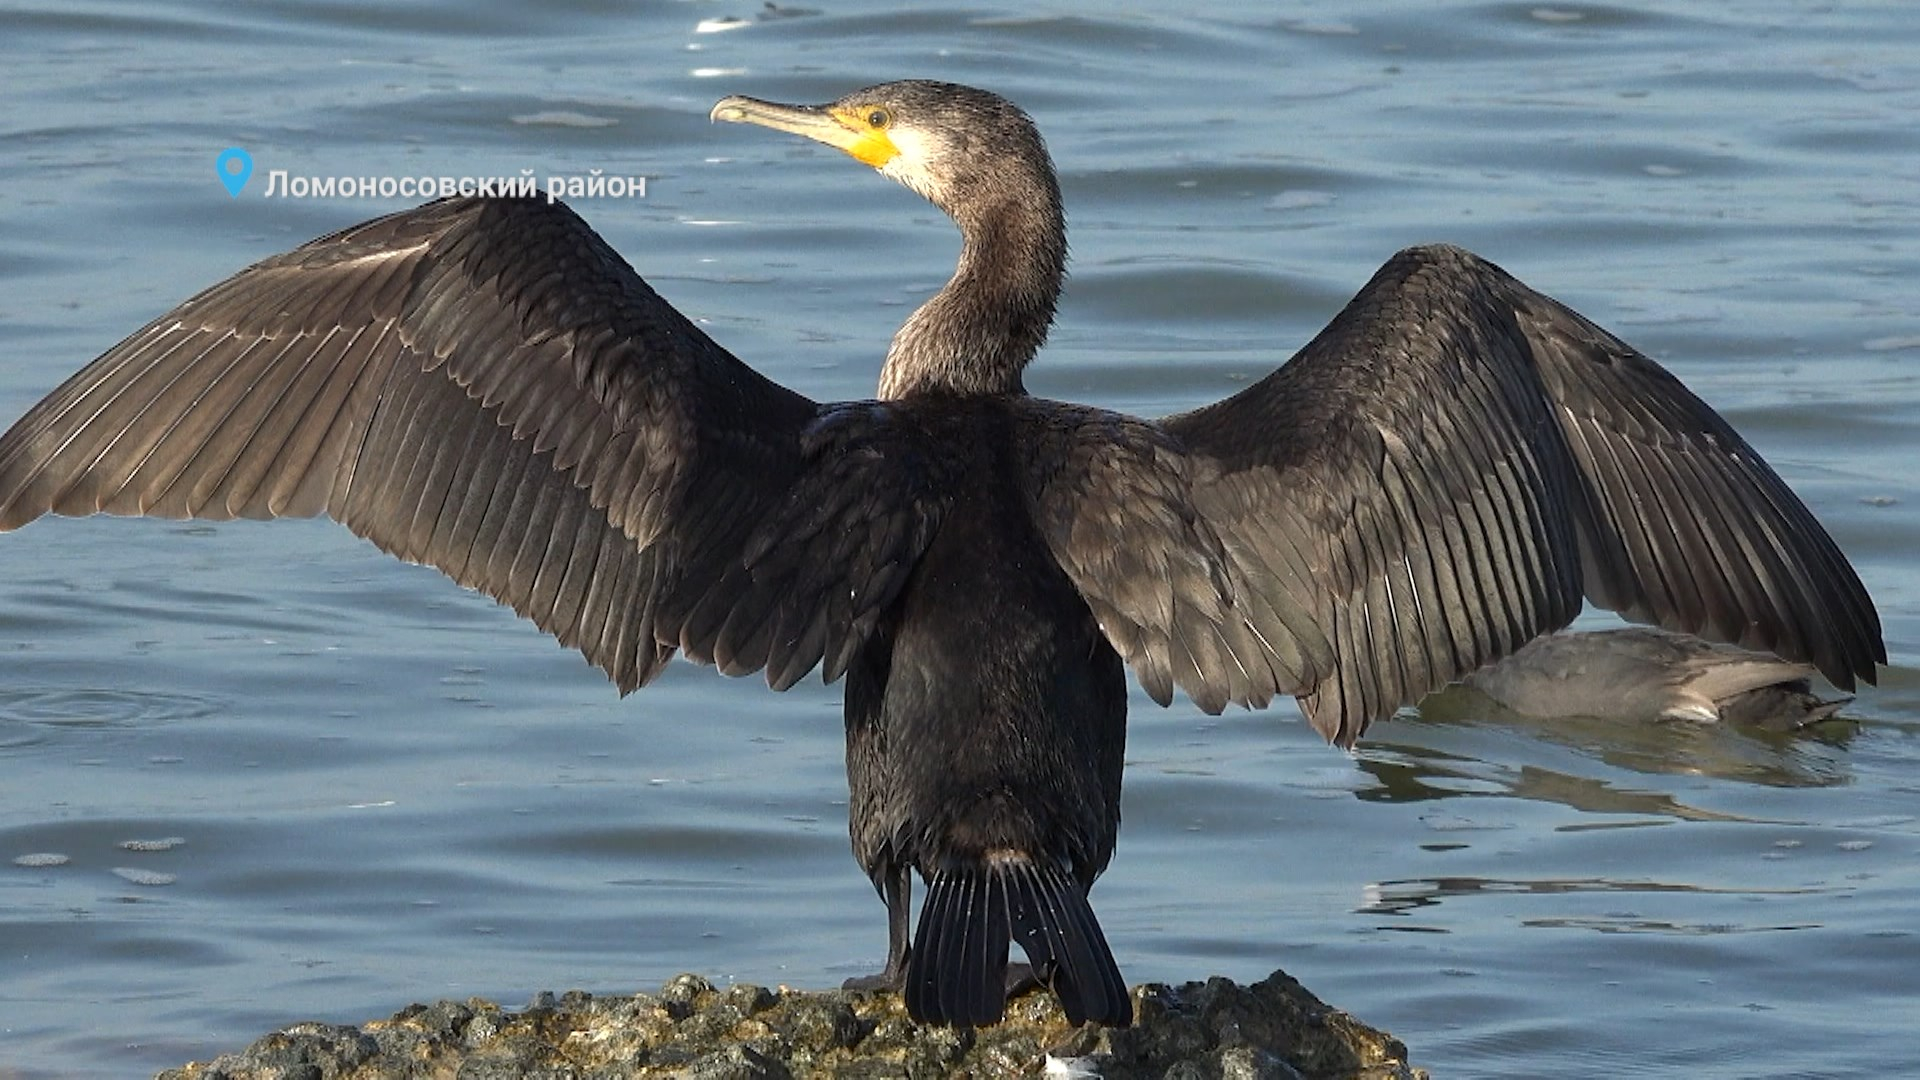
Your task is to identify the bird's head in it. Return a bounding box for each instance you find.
[711,80,1056,228]
[711,80,1066,396]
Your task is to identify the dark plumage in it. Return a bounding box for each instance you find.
[0,80,1883,1028]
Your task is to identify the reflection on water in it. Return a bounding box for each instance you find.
[1411,685,1858,790]
[1355,739,1759,821]
[1519,914,1823,935]
[1361,873,1834,919]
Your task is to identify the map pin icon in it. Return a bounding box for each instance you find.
[216,147,253,198]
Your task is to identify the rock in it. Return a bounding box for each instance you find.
[157,970,1425,1079]
[1459,627,1851,730]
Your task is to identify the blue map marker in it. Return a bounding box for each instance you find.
[216,147,253,198]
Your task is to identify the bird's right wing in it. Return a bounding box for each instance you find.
[0,196,933,694]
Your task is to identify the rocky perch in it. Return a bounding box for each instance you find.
[160,970,1424,1079]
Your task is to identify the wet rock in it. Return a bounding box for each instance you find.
[158,969,1424,1079]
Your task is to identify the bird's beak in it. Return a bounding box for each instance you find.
[711,95,899,168]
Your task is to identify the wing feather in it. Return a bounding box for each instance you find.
[1153,244,1878,746]
[1518,282,1883,685]
[1014,401,1329,715]
[0,196,930,698]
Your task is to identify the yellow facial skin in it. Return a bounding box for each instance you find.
[711,96,901,170]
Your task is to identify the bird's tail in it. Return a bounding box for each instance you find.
[904,854,1132,1027]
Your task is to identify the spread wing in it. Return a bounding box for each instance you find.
[1040,244,1880,747]
[1013,399,1334,714]
[0,196,934,694]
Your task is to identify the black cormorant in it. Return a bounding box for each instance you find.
[0,80,1883,1028]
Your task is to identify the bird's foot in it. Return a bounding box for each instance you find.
[844,953,908,993]
[842,969,904,992]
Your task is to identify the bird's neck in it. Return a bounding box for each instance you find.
[879,196,1065,400]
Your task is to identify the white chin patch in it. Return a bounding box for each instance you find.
[880,127,941,202]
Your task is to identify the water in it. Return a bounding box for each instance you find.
[2,1,1916,1076]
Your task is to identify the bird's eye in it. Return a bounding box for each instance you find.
[866,107,890,129]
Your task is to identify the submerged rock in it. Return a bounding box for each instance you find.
[1461,627,1851,730]
[158,970,1424,1079]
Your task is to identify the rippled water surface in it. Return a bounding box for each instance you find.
[2,2,1917,1076]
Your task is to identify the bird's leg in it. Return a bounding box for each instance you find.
[843,861,911,991]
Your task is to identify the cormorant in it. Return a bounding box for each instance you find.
[0,80,1883,1028]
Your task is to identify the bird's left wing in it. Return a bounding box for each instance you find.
[1160,245,1879,746]
[1028,246,1877,748]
